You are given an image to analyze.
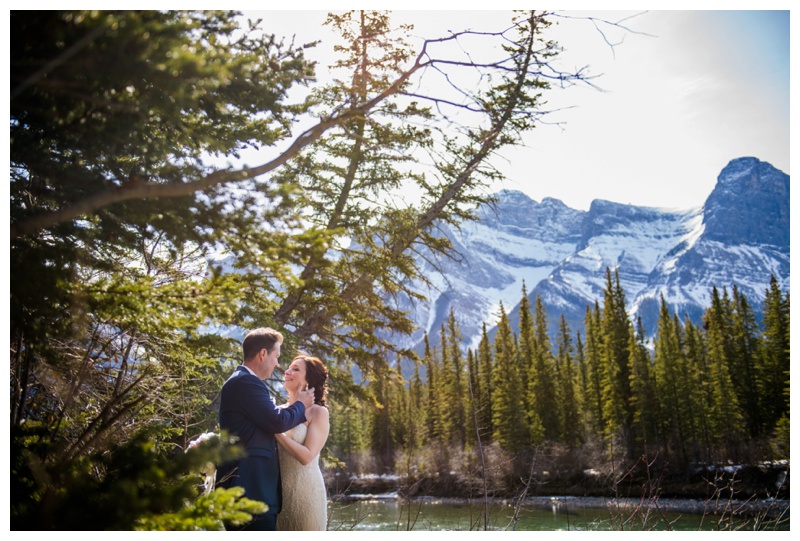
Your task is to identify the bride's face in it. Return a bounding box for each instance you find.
[283,357,308,394]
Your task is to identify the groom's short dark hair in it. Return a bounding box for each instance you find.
[242,327,284,362]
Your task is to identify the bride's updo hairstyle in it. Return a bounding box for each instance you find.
[297,354,328,407]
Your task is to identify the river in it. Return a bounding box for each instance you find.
[326,495,789,531]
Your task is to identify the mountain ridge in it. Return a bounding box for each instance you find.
[394,156,790,353]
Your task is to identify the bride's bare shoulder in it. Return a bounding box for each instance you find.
[309,404,329,421]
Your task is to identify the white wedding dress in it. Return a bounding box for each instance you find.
[277,423,328,530]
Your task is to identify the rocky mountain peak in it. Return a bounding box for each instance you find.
[390,157,789,353]
[702,157,790,246]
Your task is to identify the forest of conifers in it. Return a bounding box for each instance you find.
[325,271,790,500]
[9,10,789,530]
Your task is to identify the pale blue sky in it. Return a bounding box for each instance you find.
[248,6,791,211]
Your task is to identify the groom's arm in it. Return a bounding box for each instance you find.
[239,377,307,433]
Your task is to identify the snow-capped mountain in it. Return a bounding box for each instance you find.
[396,157,789,352]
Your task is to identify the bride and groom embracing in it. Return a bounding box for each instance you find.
[216,327,330,531]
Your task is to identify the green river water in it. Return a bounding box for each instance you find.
[325,496,789,531]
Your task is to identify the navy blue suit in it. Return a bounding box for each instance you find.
[217,366,306,530]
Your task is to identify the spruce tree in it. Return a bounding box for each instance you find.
[573,331,590,441]
[760,276,790,442]
[367,358,395,470]
[491,303,527,451]
[476,323,495,440]
[465,348,479,448]
[628,317,658,457]
[446,310,469,447]
[518,286,543,444]
[421,333,442,444]
[599,268,634,457]
[408,357,425,451]
[728,286,765,437]
[683,316,714,461]
[556,315,581,446]
[653,299,692,462]
[704,287,746,457]
[582,303,606,437]
[530,295,559,441]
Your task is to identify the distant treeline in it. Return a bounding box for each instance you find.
[327,269,790,482]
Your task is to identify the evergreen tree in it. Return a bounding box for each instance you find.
[437,315,468,448]
[465,348,479,448]
[760,276,790,444]
[628,317,658,457]
[582,303,606,437]
[556,315,581,446]
[388,366,411,452]
[491,303,527,451]
[704,287,746,457]
[476,323,495,440]
[421,333,442,443]
[447,310,469,447]
[573,331,590,441]
[408,357,425,451]
[529,295,558,441]
[328,391,367,466]
[729,286,764,437]
[599,268,634,457]
[653,299,692,462]
[683,316,714,461]
[366,356,396,470]
[518,286,543,444]
[269,9,589,370]
[517,283,534,399]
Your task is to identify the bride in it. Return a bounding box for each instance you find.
[276,354,330,531]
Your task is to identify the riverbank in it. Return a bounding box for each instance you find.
[326,461,789,518]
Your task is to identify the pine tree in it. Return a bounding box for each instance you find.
[491,303,527,451]
[628,317,658,457]
[476,323,494,440]
[518,286,542,444]
[388,368,410,452]
[447,310,469,447]
[582,303,606,437]
[328,392,367,465]
[683,316,714,461]
[408,357,425,451]
[269,10,591,369]
[530,295,558,441]
[599,268,634,457]
[556,315,581,446]
[573,331,590,441]
[704,287,746,456]
[760,276,790,441]
[421,333,442,443]
[367,357,395,470]
[653,299,692,462]
[437,314,468,448]
[465,348,479,448]
[729,286,764,437]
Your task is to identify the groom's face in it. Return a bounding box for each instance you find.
[254,343,281,380]
[262,343,281,379]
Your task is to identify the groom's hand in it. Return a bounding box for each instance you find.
[298,387,315,409]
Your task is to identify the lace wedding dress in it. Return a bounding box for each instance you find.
[276,423,328,530]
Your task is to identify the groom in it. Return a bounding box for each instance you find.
[216,327,315,530]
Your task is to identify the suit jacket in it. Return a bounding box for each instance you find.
[217,366,306,516]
